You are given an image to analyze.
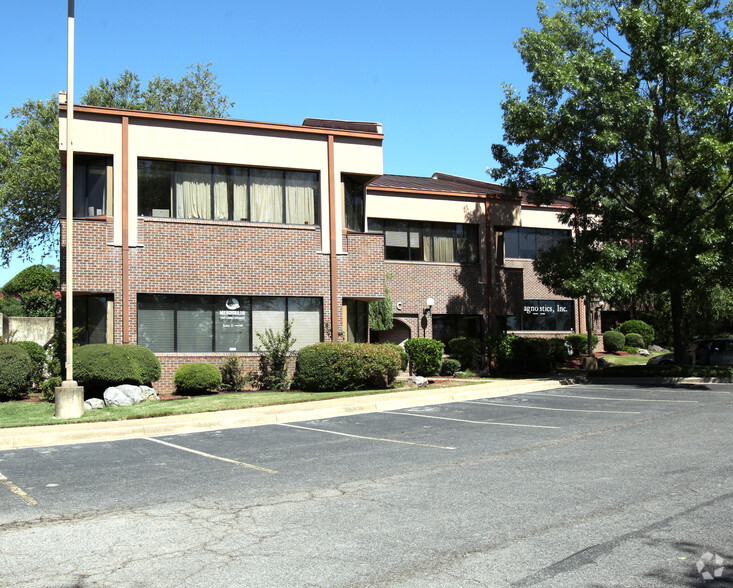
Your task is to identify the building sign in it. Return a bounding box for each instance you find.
[522,299,574,331]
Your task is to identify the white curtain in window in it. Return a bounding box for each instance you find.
[421,226,433,261]
[176,164,211,219]
[433,226,454,262]
[213,168,228,220]
[250,169,283,223]
[252,297,286,349]
[286,172,316,224]
[231,168,248,221]
[288,297,321,350]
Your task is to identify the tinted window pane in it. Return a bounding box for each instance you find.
[176,296,213,352]
[139,160,174,217]
[504,229,519,258]
[252,297,286,349]
[288,297,322,350]
[555,300,574,331]
[519,229,536,258]
[138,295,175,352]
[384,220,409,260]
[215,296,251,352]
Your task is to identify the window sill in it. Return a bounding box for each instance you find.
[139,216,320,230]
[384,260,480,267]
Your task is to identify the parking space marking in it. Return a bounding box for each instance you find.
[383,411,560,429]
[0,471,38,506]
[467,400,640,415]
[279,424,456,450]
[531,392,699,403]
[145,438,278,473]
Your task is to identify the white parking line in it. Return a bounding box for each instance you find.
[0,471,38,506]
[531,392,699,403]
[279,424,456,450]
[383,411,560,429]
[145,438,278,473]
[467,400,640,414]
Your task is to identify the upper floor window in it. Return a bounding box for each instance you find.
[73,156,111,217]
[342,175,367,232]
[368,219,479,263]
[138,159,319,225]
[503,227,570,260]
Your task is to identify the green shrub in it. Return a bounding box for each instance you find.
[486,333,517,364]
[618,320,655,346]
[497,337,566,374]
[447,337,482,370]
[220,355,246,391]
[174,362,222,394]
[41,376,62,402]
[2,265,59,297]
[565,333,600,356]
[383,343,409,371]
[19,289,58,317]
[293,342,400,392]
[441,358,461,376]
[0,294,24,317]
[0,346,32,400]
[12,341,47,387]
[623,346,640,354]
[624,332,645,348]
[73,344,161,395]
[603,331,626,353]
[404,338,444,376]
[256,320,296,391]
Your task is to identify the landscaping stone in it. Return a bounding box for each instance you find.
[103,385,160,407]
[638,348,650,356]
[83,398,105,410]
[140,385,160,400]
[118,384,148,404]
[103,387,135,407]
[405,376,429,387]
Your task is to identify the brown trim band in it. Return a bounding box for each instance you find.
[121,116,130,344]
[368,186,487,199]
[328,135,338,342]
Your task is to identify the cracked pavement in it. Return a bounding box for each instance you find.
[1,383,732,587]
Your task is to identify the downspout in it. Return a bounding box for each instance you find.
[328,135,339,341]
[122,116,130,344]
[485,198,494,335]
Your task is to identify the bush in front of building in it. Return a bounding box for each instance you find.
[293,342,401,392]
[494,337,566,374]
[440,358,461,376]
[11,341,47,387]
[618,320,655,347]
[383,343,409,371]
[220,355,246,391]
[624,332,645,348]
[404,338,444,377]
[174,362,222,395]
[603,331,626,353]
[41,375,62,402]
[565,333,600,356]
[447,337,482,370]
[74,344,162,395]
[0,345,32,400]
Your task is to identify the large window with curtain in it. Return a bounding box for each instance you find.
[368,219,479,263]
[137,294,322,353]
[73,156,111,217]
[138,159,319,225]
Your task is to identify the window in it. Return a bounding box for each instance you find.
[73,295,109,345]
[73,156,111,217]
[432,315,483,345]
[342,175,367,232]
[503,228,570,260]
[501,299,575,331]
[368,219,479,263]
[138,159,319,225]
[137,295,322,352]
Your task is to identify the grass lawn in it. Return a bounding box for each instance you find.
[601,352,665,367]
[0,379,486,430]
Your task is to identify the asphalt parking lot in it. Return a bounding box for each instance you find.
[1,382,732,587]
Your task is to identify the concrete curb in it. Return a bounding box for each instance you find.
[0,379,562,450]
[587,376,733,385]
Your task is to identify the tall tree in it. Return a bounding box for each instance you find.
[491,0,733,362]
[0,63,234,265]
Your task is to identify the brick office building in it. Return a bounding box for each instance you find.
[60,105,585,391]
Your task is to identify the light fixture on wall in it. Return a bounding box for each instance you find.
[424,297,434,316]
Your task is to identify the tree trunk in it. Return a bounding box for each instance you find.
[670,285,687,364]
[586,297,594,356]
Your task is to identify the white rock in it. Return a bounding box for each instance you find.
[638,348,650,356]
[103,386,135,407]
[140,385,159,400]
[84,398,105,410]
[406,376,429,387]
[118,384,147,404]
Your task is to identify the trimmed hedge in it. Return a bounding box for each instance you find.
[383,343,409,371]
[565,333,600,356]
[603,331,626,353]
[73,344,161,395]
[2,264,59,296]
[624,333,645,348]
[404,338,444,376]
[12,341,47,386]
[618,320,655,346]
[174,362,222,394]
[441,358,461,376]
[293,342,400,392]
[447,337,481,370]
[494,337,567,374]
[0,345,32,400]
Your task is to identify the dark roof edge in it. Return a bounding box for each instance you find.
[302,118,383,134]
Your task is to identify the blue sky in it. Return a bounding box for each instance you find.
[0,0,542,285]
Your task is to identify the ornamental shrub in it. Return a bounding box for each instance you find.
[256,320,295,391]
[383,343,409,371]
[220,355,246,391]
[19,289,58,317]
[41,376,62,402]
[623,345,640,354]
[486,333,517,364]
[603,330,626,353]
[2,265,59,297]
[0,346,32,400]
[440,358,461,376]
[293,342,400,392]
[447,337,482,370]
[0,294,24,317]
[404,338,444,376]
[174,362,222,395]
[624,332,645,348]
[618,320,655,346]
[73,344,161,396]
[12,341,47,387]
[565,333,600,356]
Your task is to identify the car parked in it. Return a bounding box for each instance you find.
[646,338,733,366]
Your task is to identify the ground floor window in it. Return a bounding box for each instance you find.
[432,314,483,345]
[137,294,322,353]
[501,299,574,331]
[73,295,109,345]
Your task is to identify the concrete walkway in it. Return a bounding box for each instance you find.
[0,378,561,451]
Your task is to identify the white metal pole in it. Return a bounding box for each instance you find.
[64,0,75,383]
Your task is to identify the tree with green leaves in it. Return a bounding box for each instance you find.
[0,62,234,266]
[491,0,733,363]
